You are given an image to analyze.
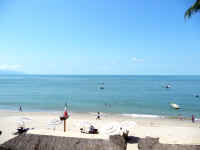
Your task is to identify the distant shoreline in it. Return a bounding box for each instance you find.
[1,74,200,76]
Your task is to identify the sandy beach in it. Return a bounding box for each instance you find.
[0,110,200,150]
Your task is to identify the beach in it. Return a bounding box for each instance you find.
[0,110,200,150]
[1,0,200,149]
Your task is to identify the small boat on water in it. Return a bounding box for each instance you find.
[165,84,171,88]
[99,82,104,90]
[170,103,180,109]
[99,86,104,90]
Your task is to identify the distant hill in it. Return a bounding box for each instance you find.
[0,70,25,75]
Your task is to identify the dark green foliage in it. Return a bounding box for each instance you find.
[185,0,200,19]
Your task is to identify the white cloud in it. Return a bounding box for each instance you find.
[131,57,144,62]
[111,61,118,65]
[0,64,23,71]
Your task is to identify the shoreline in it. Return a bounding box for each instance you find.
[0,109,195,130]
[0,108,193,121]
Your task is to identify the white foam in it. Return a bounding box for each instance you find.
[121,113,161,118]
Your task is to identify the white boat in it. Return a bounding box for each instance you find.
[165,85,171,88]
[170,103,180,109]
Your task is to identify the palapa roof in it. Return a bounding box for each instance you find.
[138,137,200,150]
[0,134,126,150]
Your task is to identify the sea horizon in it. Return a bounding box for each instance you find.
[1,74,200,76]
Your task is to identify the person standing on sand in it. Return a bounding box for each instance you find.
[192,114,195,123]
[19,105,22,112]
[96,112,101,120]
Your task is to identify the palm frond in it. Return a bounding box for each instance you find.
[185,0,200,19]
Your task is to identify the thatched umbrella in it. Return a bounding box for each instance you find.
[138,137,200,150]
[16,116,32,128]
[0,134,127,150]
[120,121,136,130]
[101,122,121,135]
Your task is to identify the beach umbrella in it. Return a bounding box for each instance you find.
[16,120,25,129]
[48,119,62,126]
[16,116,32,128]
[120,121,137,130]
[17,116,32,122]
[75,120,94,128]
[48,119,62,131]
[100,122,121,135]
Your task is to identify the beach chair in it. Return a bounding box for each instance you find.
[80,125,98,134]
[47,119,62,131]
[89,128,98,134]
[80,127,89,133]
[14,120,29,135]
[16,127,29,135]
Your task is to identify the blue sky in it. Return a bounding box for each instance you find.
[0,0,199,75]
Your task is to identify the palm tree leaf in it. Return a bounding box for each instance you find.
[185,0,200,19]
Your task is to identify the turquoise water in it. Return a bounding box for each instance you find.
[0,75,200,117]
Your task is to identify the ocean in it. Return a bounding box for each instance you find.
[0,75,200,117]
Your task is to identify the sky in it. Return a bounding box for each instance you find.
[0,0,199,75]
